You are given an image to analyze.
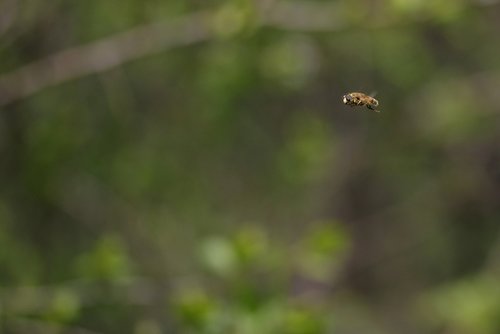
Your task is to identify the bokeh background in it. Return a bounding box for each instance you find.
[1,0,500,333]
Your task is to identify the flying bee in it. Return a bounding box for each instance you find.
[342,92,380,112]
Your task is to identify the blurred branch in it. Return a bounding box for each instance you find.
[0,2,353,107]
[261,1,347,32]
[0,11,212,107]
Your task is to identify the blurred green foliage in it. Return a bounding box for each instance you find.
[174,224,346,334]
[1,0,500,333]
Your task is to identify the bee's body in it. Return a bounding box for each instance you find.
[342,92,380,112]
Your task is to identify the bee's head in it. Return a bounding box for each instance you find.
[342,94,352,104]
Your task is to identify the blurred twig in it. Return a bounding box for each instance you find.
[261,1,346,32]
[0,2,352,107]
[0,11,212,107]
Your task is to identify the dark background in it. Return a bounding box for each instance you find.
[1,1,500,333]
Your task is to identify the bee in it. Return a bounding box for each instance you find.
[342,92,380,112]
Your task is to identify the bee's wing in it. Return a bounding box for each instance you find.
[369,91,377,97]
